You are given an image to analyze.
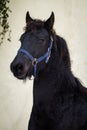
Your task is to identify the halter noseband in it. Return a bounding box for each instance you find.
[18,37,53,77]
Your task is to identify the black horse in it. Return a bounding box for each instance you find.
[10,12,87,130]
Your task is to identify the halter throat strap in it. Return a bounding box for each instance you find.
[18,37,53,77]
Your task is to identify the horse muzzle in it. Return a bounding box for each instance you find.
[10,56,32,79]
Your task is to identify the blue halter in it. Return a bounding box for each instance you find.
[18,37,53,77]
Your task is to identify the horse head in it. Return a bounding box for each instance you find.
[10,12,54,79]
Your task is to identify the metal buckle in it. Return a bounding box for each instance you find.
[32,58,38,66]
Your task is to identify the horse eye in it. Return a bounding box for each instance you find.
[39,38,45,42]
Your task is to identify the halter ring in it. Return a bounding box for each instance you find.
[32,58,38,66]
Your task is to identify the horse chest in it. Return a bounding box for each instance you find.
[33,84,54,106]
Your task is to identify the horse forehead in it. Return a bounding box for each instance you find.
[20,24,48,41]
[24,29,48,39]
[28,26,46,35]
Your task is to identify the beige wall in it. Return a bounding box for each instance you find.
[0,0,87,130]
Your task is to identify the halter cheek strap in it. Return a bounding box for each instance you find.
[18,37,53,77]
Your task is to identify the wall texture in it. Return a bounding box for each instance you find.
[0,0,87,130]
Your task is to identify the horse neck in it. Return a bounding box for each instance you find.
[33,44,78,105]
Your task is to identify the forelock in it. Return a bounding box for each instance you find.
[25,19,45,32]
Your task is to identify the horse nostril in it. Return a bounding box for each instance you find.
[11,62,24,76]
[16,63,23,75]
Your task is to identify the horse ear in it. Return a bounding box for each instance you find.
[45,12,55,31]
[26,11,33,23]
